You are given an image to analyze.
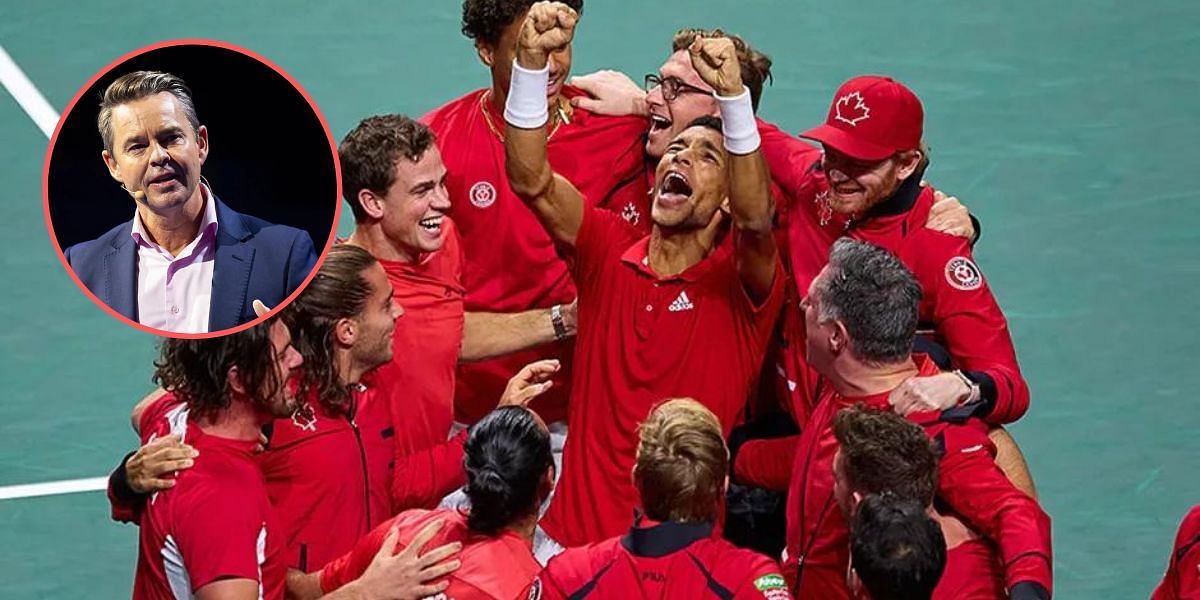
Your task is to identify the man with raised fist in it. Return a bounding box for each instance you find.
[423,0,648,435]
[501,2,784,559]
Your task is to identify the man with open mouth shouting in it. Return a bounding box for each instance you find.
[502,1,785,562]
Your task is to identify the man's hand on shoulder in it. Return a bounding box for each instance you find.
[569,70,647,116]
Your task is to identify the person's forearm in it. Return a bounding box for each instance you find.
[460,308,571,363]
[505,53,554,203]
[989,426,1037,499]
[719,91,774,233]
[286,569,325,600]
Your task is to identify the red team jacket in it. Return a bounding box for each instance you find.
[320,508,541,600]
[781,355,1051,599]
[422,86,649,426]
[259,384,394,573]
[534,518,792,599]
[1153,505,1200,600]
[365,221,469,512]
[539,207,785,548]
[757,123,1030,427]
[131,394,286,600]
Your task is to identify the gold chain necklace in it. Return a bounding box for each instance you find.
[479,89,571,142]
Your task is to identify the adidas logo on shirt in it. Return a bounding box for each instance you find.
[668,291,694,312]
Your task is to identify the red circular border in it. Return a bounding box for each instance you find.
[41,38,342,339]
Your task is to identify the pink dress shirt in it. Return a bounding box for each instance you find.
[130,185,219,333]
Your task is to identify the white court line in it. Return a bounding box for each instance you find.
[0,44,99,502]
[0,43,60,137]
[0,477,109,501]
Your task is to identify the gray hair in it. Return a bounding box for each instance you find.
[98,71,200,154]
[815,238,922,364]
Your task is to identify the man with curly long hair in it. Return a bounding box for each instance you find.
[130,317,303,598]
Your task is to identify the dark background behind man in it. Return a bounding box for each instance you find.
[1,2,1196,597]
[47,43,336,252]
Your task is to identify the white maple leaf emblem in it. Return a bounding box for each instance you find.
[834,91,871,126]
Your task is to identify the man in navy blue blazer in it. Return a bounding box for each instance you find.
[62,71,317,333]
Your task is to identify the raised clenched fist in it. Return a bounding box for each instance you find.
[688,35,744,98]
[517,1,579,69]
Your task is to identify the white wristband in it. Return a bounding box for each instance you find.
[716,88,760,155]
[504,60,550,129]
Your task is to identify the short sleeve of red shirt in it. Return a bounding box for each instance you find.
[172,485,272,593]
[730,559,793,600]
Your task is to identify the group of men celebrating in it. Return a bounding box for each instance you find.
[108,0,1186,598]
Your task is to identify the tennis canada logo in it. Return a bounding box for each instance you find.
[470,181,497,208]
[834,91,871,126]
[945,256,983,291]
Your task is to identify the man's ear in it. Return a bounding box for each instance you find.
[895,149,922,181]
[227,365,246,395]
[356,189,386,221]
[476,41,495,68]
[334,317,357,347]
[195,124,209,166]
[102,149,123,183]
[830,319,850,355]
[850,490,865,513]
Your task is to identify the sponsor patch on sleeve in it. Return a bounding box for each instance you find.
[944,256,983,291]
[754,573,789,598]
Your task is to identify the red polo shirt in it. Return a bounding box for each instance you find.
[533,518,791,599]
[361,220,468,512]
[422,87,648,426]
[132,393,286,600]
[538,207,785,548]
[1152,505,1200,600]
[320,508,539,600]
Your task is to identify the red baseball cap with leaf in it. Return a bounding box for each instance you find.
[800,75,924,162]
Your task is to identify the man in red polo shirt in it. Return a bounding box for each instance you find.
[503,3,784,555]
[131,318,302,599]
[423,0,648,431]
[833,405,1007,599]
[1152,504,1200,600]
[533,399,791,599]
[338,114,573,511]
[782,239,1051,599]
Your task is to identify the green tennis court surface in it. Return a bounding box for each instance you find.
[1,1,1196,596]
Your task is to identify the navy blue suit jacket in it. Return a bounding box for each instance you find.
[64,196,318,331]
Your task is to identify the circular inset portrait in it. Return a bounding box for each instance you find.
[44,39,339,338]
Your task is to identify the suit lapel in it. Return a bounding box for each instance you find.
[104,231,138,320]
[209,197,254,330]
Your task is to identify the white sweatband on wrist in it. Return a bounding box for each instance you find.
[715,88,760,155]
[504,59,550,129]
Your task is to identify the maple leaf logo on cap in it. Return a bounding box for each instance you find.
[834,91,871,126]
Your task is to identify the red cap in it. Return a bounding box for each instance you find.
[800,75,924,161]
